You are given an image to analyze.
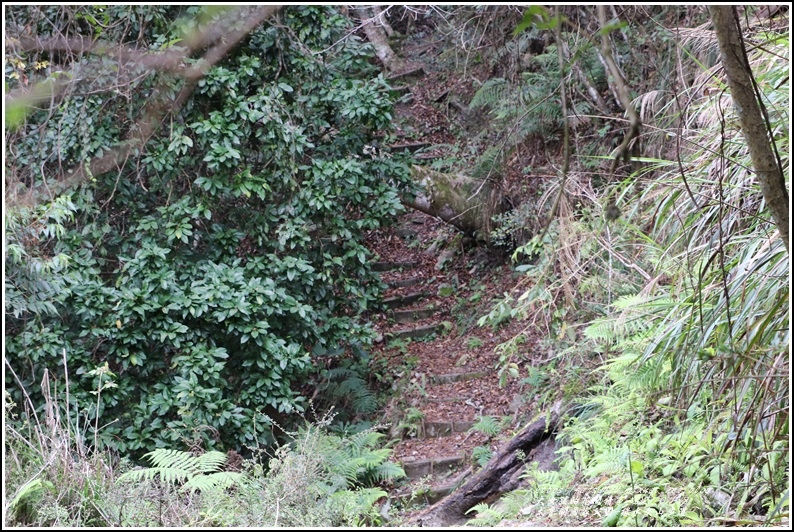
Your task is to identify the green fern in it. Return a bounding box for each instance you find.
[321,359,378,416]
[331,368,378,413]
[466,501,509,526]
[472,446,493,467]
[117,449,242,493]
[470,78,510,110]
[471,415,504,437]
[327,487,388,526]
[313,429,405,490]
[369,461,406,484]
[583,294,672,346]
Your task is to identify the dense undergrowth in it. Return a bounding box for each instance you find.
[5,5,413,454]
[4,5,789,527]
[5,388,404,526]
[458,6,789,527]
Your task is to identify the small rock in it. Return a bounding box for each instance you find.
[425,240,441,256]
[436,249,456,270]
[395,227,417,239]
[508,394,525,413]
[521,504,536,516]
[379,498,391,522]
[437,283,455,297]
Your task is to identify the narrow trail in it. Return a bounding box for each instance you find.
[364,209,557,522]
[358,27,563,524]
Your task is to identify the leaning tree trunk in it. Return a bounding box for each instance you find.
[373,5,395,37]
[412,410,560,527]
[709,6,789,253]
[404,165,508,240]
[356,6,405,73]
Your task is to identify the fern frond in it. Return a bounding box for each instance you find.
[470,78,509,109]
[334,376,364,394]
[466,502,507,526]
[325,366,356,380]
[327,487,387,525]
[472,415,501,437]
[117,466,191,486]
[322,366,379,415]
[370,462,406,483]
[471,146,504,180]
[332,486,387,508]
[116,449,237,493]
[351,388,378,414]
[361,448,392,468]
[182,471,243,493]
[193,450,229,473]
[347,430,383,454]
[143,448,201,473]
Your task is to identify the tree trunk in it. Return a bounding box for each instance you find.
[404,165,508,240]
[597,6,642,177]
[412,411,560,527]
[356,6,404,73]
[373,5,395,37]
[709,6,790,253]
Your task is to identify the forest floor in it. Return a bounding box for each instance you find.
[365,208,557,525]
[362,27,567,525]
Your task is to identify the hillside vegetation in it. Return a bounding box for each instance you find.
[4,5,789,527]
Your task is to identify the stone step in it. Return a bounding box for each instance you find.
[407,479,457,506]
[401,454,465,480]
[389,85,411,96]
[383,291,428,309]
[373,261,419,272]
[389,323,445,340]
[390,141,430,153]
[429,371,489,385]
[387,65,425,82]
[405,420,475,440]
[392,467,471,507]
[390,307,436,323]
[387,276,424,289]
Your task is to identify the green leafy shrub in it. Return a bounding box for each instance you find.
[5,5,414,454]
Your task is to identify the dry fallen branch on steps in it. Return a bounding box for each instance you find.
[412,407,560,527]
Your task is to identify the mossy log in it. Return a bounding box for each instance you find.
[404,165,507,240]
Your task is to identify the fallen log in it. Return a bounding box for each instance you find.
[412,409,560,527]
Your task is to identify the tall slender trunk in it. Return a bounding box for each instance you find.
[710,6,789,253]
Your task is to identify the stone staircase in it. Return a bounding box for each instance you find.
[369,212,512,509]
